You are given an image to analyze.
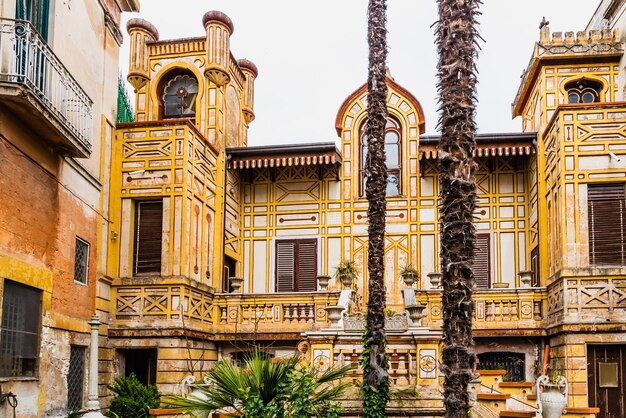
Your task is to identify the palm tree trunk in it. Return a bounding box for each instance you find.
[363,0,390,414]
[435,0,481,417]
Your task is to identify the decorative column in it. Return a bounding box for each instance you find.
[83,315,105,418]
[203,11,234,86]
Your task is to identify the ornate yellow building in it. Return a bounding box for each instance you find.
[104,4,626,418]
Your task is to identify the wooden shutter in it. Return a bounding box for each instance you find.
[474,234,491,288]
[275,239,318,292]
[588,184,626,266]
[134,201,163,275]
[276,241,295,292]
[295,240,317,292]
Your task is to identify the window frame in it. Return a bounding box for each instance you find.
[275,238,318,293]
[587,183,626,266]
[359,117,403,197]
[67,345,86,411]
[565,79,602,104]
[73,237,90,285]
[158,70,199,122]
[133,200,164,276]
[0,280,42,378]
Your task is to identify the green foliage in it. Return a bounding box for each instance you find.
[333,260,359,279]
[106,373,160,418]
[66,410,86,418]
[164,351,352,418]
[361,330,390,418]
[399,263,418,276]
[117,75,134,123]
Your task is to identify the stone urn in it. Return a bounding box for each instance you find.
[324,305,345,327]
[401,271,418,287]
[339,273,355,288]
[536,375,568,418]
[518,270,534,288]
[406,304,427,327]
[317,275,331,291]
[229,276,244,293]
[180,375,210,418]
[427,272,442,288]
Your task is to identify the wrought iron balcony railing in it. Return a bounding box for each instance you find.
[0,18,92,155]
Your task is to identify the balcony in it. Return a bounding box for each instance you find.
[0,18,92,157]
[417,288,547,336]
[213,291,341,338]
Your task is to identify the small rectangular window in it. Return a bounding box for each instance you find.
[474,233,491,288]
[67,345,86,411]
[275,239,317,292]
[0,280,41,377]
[74,238,89,284]
[588,183,626,266]
[134,201,163,275]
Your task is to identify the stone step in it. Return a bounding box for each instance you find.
[499,411,536,418]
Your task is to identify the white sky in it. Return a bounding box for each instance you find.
[121,1,600,146]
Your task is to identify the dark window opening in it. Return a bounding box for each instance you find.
[477,352,525,382]
[530,246,540,287]
[223,255,237,292]
[0,280,41,377]
[230,351,273,367]
[74,237,89,284]
[160,72,198,120]
[474,233,491,288]
[120,348,157,385]
[565,79,602,104]
[588,183,626,266]
[16,0,50,40]
[67,345,86,411]
[134,200,163,275]
[360,118,402,197]
[275,239,317,292]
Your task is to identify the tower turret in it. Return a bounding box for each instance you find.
[126,18,159,92]
[202,11,234,87]
[237,59,258,124]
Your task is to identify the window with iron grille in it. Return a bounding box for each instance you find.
[588,183,626,266]
[67,345,85,411]
[477,352,525,382]
[0,280,41,377]
[74,237,89,284]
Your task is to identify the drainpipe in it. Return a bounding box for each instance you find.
[83,315,105,418]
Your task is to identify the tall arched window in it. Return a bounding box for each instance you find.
[565,78,602,104]
[160,72,198,120]
[360,118,402,196]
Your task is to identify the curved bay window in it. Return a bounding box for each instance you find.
[161,73,199,120]
[360,118,402,197]
[565,78,602,104]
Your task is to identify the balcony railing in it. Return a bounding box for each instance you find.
[0,18,92,153]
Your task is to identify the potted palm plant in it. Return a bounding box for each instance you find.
[400,264,419,287]
[334,260,358,288]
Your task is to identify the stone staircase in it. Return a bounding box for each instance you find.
[471,370,599,418]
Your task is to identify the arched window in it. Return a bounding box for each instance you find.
[565,79,602,104]
[360,118,402,197]
[160,73,198,120]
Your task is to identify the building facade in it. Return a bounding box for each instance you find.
[100,4,626,417]
[0,0,139,416]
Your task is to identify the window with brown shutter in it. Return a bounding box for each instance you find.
[275,239,317,292]
[588,183,626,266]
[474,233,491,288]
[134,201,163,275]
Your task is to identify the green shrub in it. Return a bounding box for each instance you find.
[107,373,160,418]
